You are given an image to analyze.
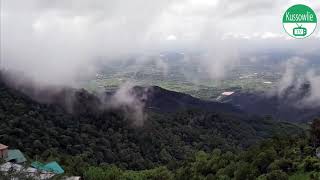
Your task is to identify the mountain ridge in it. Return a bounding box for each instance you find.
[219,83,320,122]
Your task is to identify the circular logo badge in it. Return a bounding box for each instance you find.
[283,4,317,39]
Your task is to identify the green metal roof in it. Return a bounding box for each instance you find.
[31,161,64,174]
[5,149,27,163]
[31,161,45,169]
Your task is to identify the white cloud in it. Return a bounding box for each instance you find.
[261,32,283,39]
[166,35,177,41]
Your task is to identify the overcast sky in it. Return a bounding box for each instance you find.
[1,0,320,86]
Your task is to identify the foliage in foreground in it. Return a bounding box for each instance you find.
[83,119,320,180]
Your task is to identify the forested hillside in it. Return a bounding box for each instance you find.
[0,74,313,179]
[83,127,320,180]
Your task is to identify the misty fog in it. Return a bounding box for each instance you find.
[1,0,320,124]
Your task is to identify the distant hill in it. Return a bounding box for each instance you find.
[122,86,243,114]
[219,83,320,122]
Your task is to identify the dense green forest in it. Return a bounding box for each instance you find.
[82,123,320,180]
[1,75,319,179]
[3,123,320,180]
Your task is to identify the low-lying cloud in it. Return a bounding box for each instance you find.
[274,56,320,107]
[276,57,306,97]
[2,0,320,120]
[106,82,147,126]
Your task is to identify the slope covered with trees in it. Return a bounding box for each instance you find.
[0,74,309,179]
[83,124,320,180]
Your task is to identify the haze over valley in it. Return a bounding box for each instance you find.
[1,0,320,179]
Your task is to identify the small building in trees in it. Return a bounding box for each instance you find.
[5,149,27,163]
[0,162,56,179]
[31,161,65,174]
[0,144,26,164]
[0,144,8,159]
